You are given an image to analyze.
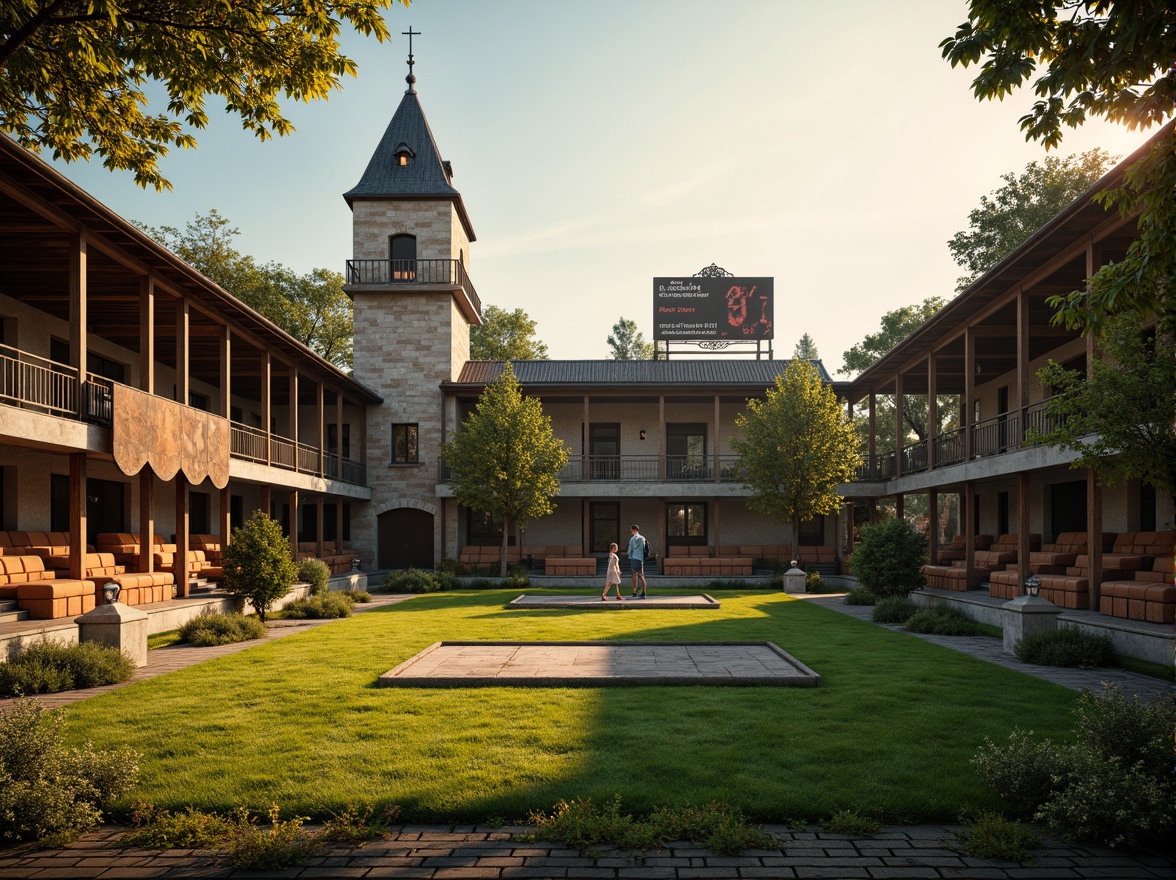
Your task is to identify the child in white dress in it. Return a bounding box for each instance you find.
[602,542,623,600]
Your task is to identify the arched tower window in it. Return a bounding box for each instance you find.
[390,234,416,281]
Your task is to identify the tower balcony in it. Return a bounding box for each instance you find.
[344,259,482,324]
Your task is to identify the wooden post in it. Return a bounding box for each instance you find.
[219,485,231,551]
[139,468,154,573]
[1016,289,1029,444]
[713,394,720,482]
[260,485,271,520]
[964,325,975,460]
[316,381,324,477]
[713,497,720,554]
[845,501,856,567]
[69,235,88,418]
[175,476,189,598]
[867,393,876,476]
[316,496,325,559]
[336,498,344,554]
[139,276,154,394]
[1017,472,1031,593]
[336,390,344,482]
[220,326,231,418]
[928,490,939,565]
[964,482,976,584]
[69,453,87,580]
[261,350,272,465]
[895,493,904,520]
[289,369,298,472]
[927,353,937,470]
[1087,471,1103,610]
[894,371,904,477]
[582,394,589,481]
[657,499,666,575]
[289,489,299,560]
[582,498,590,555]
[658,395,666,480]
[175,299,189,406]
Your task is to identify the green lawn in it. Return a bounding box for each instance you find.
[60,589,1079,824]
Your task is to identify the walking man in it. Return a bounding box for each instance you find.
[628,524,648,598]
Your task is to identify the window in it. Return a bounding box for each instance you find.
[52,475,125,545]
[390,234,417,281]
[392,423,418,464]
[666,502,707,546]
[666,423,707,479]
[189,391,210,412]
[190,492,210,534]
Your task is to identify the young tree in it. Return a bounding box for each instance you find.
[1034,316,1176,496]
[145,211,353,369]
[0,1,403,190]
[606,317,654,360]
[470,305,549,361]
[732,360,860,551]
[792,333,819,360]
[442,364,569,575]
[221,510,297,622]
[948,150,1116,290]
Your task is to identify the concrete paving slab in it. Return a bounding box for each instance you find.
[378,641,820,687]
[508,593,721,609]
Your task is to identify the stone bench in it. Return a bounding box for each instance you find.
[922,565,982,591]
[1099,557,1174,624]
[106,571,175,606]
[990,568,1089,609]
[544,558,596,576]
[17,579,95,619]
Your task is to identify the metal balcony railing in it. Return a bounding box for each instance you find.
[345,258,481,319]
[0,344,77,418]
[440,454,744,483]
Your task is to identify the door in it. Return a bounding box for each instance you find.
[589,423,620,480]
[378,508,434,569]
[590,502,620,554]
[666,423,707,479]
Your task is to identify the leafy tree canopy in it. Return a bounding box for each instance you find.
[732,360,859,547]
[221,510,297,622]
[607,317,654,360]
[144,210,353,369]
[839,297,944,378]
[1035,316,1176,495]
[470,305,549,361]
[949,150,1116,290]
[0,1,403,190]
[442,363,569,575]
[792,333,819,360]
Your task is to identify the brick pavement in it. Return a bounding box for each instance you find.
[0,824,1170,879]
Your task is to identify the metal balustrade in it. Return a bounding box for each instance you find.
[0,344,77,418]
[345,258,481,318]
[441,454,745,484]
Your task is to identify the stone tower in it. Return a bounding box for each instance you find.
[343,54,479,569]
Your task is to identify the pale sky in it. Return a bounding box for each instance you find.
[51,0,1152,374]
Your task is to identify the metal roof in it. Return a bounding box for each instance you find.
[451,358,840,390]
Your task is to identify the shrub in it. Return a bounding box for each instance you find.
[1014,627,1114,669]
[848,518,927,598]
[872,596,917,624]
[0,699,139,844]
[958,812,1036,862]
[380,568,445,593]
[227,804,319,871]
[805,566,833,593]
[906,605,980,635]
[282,592,355,619]
[820,809,881,835]
[647,802,773,855]
[843,586,877,606]
[974,684,1175,848]
[123,803,233,849]
[320,803,401,844]
[221,511,298,622]
[297,559,331,596]
[179,611,267,647]
[438,557,463,576]
[343,589,372,603]
[506,565,530,588]
[0,641,135,697]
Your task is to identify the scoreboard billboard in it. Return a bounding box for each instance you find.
[653,277,774,341]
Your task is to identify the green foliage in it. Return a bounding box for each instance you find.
[792,332,819,360]
[438,557,463,575]
[282,592,355,619]
[958,812,1037,862]
[145,211,353,368]
[820,809,880,835]
[148,630,182,650]
[848,518,927,599]
[1014,627,1114,669]
[227,804,319,871]
[839,297,945,377]
[380,568,449,594]
[871,596,917,624]
[0,641,135,697]
[179,611,267,647]
[843,587,877,606]
[443,364,569,575]
[470,305,549,360]
[221,510,297,622]
[0,699,139,844]
[123,803,233,849]
[298,558,331,597]
[940,4,1173,148]
[320,803,402,844]
[906,605,980,636]
[974,684,1175,848]
[344,589,372,603]
[1035,315,1176,495]
[732,360,859,546]
[803,567,834,593]
[607,317,654,360]
[526,796,772,856]
[0,2,402,191]
[948,150,1115,290]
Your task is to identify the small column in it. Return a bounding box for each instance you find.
[1002,594,1061,655]
[77,600,150,668]
[68,453,88,580]
[175,475,190,597]
[781,561,806,594]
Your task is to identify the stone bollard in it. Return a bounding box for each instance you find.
[1002,594,1061,656]
[75,602,150,668]
[781,565,807,595]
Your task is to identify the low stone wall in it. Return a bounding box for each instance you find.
[910,590,1006,627]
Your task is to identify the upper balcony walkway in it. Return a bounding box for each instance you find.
[344,258,481,324]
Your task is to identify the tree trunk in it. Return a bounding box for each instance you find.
[792,513,800,566]
[501,519,509,578]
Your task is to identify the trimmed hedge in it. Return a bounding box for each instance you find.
[0,641,135,697]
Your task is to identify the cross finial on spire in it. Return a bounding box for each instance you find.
[403,26,419,93]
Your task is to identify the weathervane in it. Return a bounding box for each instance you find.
[404,26,420,93]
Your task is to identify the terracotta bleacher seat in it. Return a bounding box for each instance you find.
[80,552,126,587]
[990,532,1106,601]
[154,550,204,580]
[973,534,1041,573]
[0,554,56,599]
[1100,557,1175,624]
[544,557,596,576]
[17,580,95,619]
[107,571,175,606]
[937,535,994,563]
[294,541,352,575]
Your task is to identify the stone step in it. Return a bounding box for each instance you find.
[0,599,17,613]
[0,608,29,624]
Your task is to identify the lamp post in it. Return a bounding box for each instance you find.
[102,581,121,604]
[1025,574,1040,597]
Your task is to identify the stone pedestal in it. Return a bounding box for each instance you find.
[1002,594,1062,655]
[76,602,150,668]
[781,566,807,595]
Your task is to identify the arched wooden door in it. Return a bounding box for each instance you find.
[378,508,434,569]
